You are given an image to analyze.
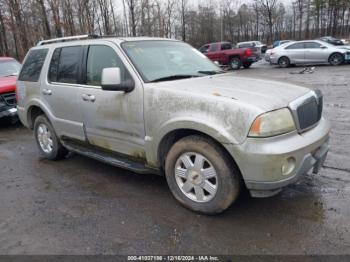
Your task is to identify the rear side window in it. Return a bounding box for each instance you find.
[48,48,61,82]
[54,46,83,84]
[209,44,217,52]
[18,49,48,82]
[304,42,322,49]
[286,43,305,49]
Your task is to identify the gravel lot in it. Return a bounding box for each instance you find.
[0,62,349,255]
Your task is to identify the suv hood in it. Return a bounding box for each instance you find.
[0,76,17,93]
[151,73,309,112]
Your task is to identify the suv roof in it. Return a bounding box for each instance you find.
[36,35,176,47]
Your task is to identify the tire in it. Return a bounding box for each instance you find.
[329,53,344,66]
[164,135,241,214]
[243,62,252,69]
[230,57,241,70]
[278,56,290,68]
[34,115,68,160]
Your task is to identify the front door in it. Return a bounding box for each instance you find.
[79,44,145,158]
[304,42,329,63]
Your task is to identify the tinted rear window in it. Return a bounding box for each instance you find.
[57,46,83,84]
[18,49,48,82]
[286,43,305,49]
[48,48,61,82]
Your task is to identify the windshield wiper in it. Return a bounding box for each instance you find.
[198,70,225,75]
[149,74,199,83]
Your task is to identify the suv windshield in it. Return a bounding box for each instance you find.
[122,41,223,82]
[0,60,21,77]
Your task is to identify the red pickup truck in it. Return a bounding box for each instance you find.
[199,42,260,69]
[0,57,21,120]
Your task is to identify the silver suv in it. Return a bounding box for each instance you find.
[16,35,330,214]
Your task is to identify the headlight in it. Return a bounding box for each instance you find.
[249,108,296,137]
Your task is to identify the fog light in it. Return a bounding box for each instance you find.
[281,157,296,176]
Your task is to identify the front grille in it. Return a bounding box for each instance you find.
[289,90,323,132]
[1,92,16,106]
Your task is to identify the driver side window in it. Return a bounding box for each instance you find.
[86,45,131,86]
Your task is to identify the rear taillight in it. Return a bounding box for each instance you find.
[245,48,252,57]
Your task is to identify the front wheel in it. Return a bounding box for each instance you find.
[230,57,242,70]
[329,53,344,66]
[34,115,68,160]
[243,62,252,69]
[165,136,241,214]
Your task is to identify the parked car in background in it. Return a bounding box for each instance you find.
[269,40,350,68]
[265,41,295,62]
[199,41,260,69]
[17,35,330,214]
[318,36,344,46]
[237,41,267,54]
[0,57,21,120]
[273,40,293,48]
[318,37,350,52]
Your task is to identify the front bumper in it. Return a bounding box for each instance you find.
[246,140,329,197]
[227,117,330,197]
[0,106,17,119]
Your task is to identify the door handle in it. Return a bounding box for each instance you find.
[82,94,90,101]
[88,95,96,102]
[42,89,52,95]
[82,94,96,102]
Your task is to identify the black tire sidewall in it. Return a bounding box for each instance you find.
[230,57,241,70]
[278,57,290,68]
[329,53,344,66]
[165,136,241,214]
[34,115,64,160]
[243,63,252,69]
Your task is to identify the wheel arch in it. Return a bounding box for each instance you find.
[26,101,52,129]
[155,128,242,177]
[328,52,344,62]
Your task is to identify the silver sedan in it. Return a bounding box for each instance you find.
[269,40,350,68]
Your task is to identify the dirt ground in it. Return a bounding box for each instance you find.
[0,62,349,255]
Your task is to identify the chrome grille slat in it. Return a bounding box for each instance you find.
[289,90,323,133]
[1,92,16,106]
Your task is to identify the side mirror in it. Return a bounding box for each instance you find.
[320,46,327,49]
[101,67,135,92]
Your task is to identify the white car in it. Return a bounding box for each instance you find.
[269,40,350,67]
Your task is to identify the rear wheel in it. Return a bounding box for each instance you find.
[34,115,68,160]
[278,56,290,68]
[165,135,241,214]
[329,53,344,66]
[230,57,241,70]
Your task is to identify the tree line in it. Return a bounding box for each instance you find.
[1,0,350,60]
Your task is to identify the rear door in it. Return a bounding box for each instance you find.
[78,43,145,157]
[284,42,306,63]
[44,45,85,140]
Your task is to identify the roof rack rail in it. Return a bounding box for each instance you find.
[37,34,100,46]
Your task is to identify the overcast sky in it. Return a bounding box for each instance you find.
[113,0,293,14]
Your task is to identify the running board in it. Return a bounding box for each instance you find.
[61,139,158,175]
